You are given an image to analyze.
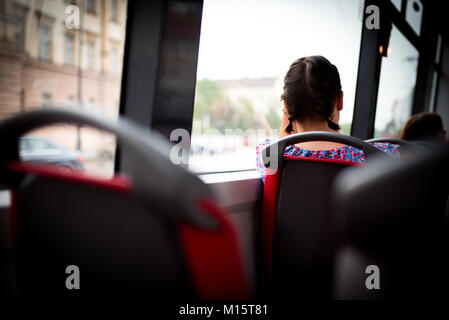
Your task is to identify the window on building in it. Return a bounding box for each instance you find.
[86,0,95,14]
[42,92,52,108]
[110,0,118,21]
[190,0,363,173]
[20,89,25,112]
[14,16,24,52]
[65,34,74,65]
[39,25,51,61]
[109,47,117,74]
[87,41,95,70]
[374,25,419,138]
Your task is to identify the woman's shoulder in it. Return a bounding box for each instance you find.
[256,139,400,159]
[256,138,272,153]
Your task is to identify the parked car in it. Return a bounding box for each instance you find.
[19,136,84,171]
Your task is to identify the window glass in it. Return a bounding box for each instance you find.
[14,16,24,51]
[428,71,438,112]
[109,47,117,74]
[39,25,51,61]
[435,34,442,65]
[374,25,419,138]
[87,41,95,69]
[190,0,363,173]
[87,0,95,14]
[405,0,423,36]
[0,0,128,178]
[110,0,118,21]
[65,34,74,65]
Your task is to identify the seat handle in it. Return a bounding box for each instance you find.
[0,108,216,229]
[261,131,391,169]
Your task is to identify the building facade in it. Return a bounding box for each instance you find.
[0,0,127,120]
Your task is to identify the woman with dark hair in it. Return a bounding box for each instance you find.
[400,112,447,141]
[256,56,399,181]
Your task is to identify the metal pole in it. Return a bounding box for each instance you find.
[76,0,84,151]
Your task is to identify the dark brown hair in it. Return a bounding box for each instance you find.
[281,56,342,133]
[400,112,445,141]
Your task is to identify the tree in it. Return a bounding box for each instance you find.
[265,103,282,130]
[193,79,226,122]
[194,79,272,133]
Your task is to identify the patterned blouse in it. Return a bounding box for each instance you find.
[256,139,400,183]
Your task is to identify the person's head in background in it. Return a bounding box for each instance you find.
[400,112,447,142]
[281,55,343,135]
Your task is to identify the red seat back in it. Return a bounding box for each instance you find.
[263,156,361,298]
[8,161,248,300]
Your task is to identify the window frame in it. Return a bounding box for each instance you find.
[428,34,443,112]
[14,15,24,52]
[116,0,203,173]
[352,0,440,139]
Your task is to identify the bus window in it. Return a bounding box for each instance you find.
[189,0,363,173]
[374,25,419,138]
[0,0,128,177]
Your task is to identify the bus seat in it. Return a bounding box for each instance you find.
[260,132,389,299]
[0,108,249,300]
[365,137,443,159]
[333,145,449,299]
[265,157,361,299]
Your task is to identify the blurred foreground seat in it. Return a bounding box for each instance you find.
[333,145,449,299]
[0,108,249,301]
[260,132,391,299]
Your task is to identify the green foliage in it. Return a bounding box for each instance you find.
[193,79,269,133]
[265,103,282,130]
[193,79,227,120]
[339,123,351,135]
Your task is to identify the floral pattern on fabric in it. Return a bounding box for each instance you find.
[256,139,399,183]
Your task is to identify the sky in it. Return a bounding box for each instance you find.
[195,0,421,129]
[375,24,419,133]
[196,0,364,125]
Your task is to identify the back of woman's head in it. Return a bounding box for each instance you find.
[282,56,342,132]
[400,112,446,141]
